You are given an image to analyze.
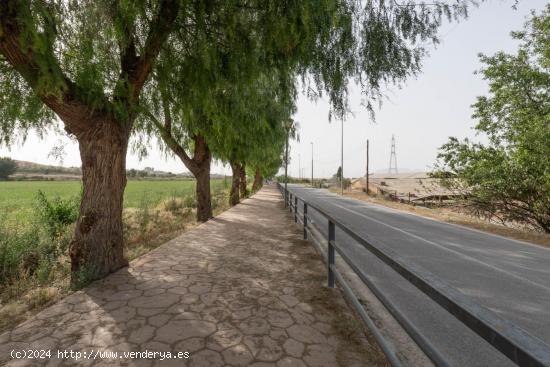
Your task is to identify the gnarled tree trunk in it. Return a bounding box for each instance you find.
[252,168,263,192]
[230,161,241,206]
[70,120,130,285]
[239,163,247,198]
[153,109,214,222]
[189,135,213,222]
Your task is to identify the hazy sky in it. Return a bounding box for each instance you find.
[1,0,547,177]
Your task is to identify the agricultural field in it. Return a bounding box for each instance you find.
[0,178,228,225]
[0,177,232,330]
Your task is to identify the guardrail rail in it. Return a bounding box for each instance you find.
[277,182,550,367]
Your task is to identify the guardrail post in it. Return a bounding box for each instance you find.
[303,203,308,239]
[328,220,335,288]
[289,193,293,213]
[294,196,298,223]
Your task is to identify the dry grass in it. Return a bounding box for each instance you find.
[342,190,550,248]
[287,239,388,366]
[0,282,68,331]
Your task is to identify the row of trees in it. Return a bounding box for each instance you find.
[0,1,472,284]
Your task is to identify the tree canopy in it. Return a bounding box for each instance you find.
[0,157,17,179]
[433,5,550,233]
[1,0,475,281]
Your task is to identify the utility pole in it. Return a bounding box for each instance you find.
[341,119,344,195]
[298,153,301,180]
[366,139,369,195]
[311,142,314,187]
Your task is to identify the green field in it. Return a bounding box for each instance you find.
[0,179,227,225]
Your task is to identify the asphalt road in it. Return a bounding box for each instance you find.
[285,185,550,367]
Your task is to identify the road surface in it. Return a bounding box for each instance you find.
[286,184,550,367]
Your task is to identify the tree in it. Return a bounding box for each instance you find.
[249,150,284,193]
[140,0,472,216]
[433,6,550,233]
[140,65,293,219]
[0,1,180,283]
[219,76,294,206]
[251,168,263,193]
[1,0,473,281]
[335,166,342,181]
[0,157,16,179]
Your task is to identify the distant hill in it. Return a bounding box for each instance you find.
[12,160,229,180]
[15,160,81,175]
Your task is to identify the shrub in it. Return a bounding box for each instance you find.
[164,197,184,213]
[35,190,80,239]
[0,223,57,294]
[0,157,17,179]
[183,195,196,209]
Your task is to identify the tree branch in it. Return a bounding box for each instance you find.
[142,108,195,169]
[0,1,108,134]
[159,87,173,134]
[126,0,180,102]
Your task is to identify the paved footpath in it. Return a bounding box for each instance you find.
[0,186,384,367]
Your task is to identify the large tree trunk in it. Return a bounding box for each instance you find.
[239,163,247,198]
[230,161,241,206]
[195,167,212,222]
[156,126,213,222]
[181,135,213,222]
[252,168,263,192]
[70,121,129,286]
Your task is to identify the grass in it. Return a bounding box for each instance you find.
[0,178,233,331]
[0,179,228,225]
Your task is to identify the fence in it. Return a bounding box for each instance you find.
[277,183,550,367]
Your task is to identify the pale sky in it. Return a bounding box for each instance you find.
[1,0,547,178]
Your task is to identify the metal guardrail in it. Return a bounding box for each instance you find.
[277,183,550,367]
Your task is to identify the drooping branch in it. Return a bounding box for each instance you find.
[0,1,107,134]
[126,0,180,102]
[144,108,193,166]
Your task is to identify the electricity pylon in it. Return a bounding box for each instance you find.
[388,134,398,176]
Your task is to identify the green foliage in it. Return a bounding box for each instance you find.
[335,166,342,181]
[35,190,80,239]
[276,175,310,184]
[0,190,76,299]
[0,61,54,145]
[0,157,17,179]
[434,6,550,232]
[135,0,474,173]
[183,195,197,209]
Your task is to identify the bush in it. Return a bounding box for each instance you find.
[164,197,184,213]
[183,195,196,209]
[0,157,17,179]
[35,190,80,239]
[0,222,62,295]
[0,190,78,298]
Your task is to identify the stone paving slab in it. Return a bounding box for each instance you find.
[0,186,384,366]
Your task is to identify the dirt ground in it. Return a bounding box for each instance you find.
[0,186,388,366]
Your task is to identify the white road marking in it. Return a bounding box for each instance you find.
[324,200,550,293]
